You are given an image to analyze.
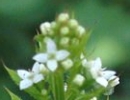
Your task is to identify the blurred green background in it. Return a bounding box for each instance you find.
[0,0,130,100]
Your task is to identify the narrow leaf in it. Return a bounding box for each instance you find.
[5,87,22,100]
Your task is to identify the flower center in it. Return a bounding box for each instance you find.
[48,53,56,59]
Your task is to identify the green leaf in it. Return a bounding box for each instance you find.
[5,87,22,100]
[4,65,21,85]
[65,88,79,100]
[4,65,47,100]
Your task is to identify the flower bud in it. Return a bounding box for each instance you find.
[61,59,73,70]
[41,89,48,95]
[60,37,70,46]
[51,21,57,29]
[90,97,97,100]
[73,74,85,86]
[69,19,78,28]
[71,38,79,45]
[57,13,69,23]
[77,25,85,38]
[60,26,69,35]
[40,22,51,35]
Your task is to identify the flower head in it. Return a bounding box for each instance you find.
[17,62,44,90]
[33,38,70,72]
[88,57,118,87]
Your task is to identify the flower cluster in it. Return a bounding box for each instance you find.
[6,13,120,100]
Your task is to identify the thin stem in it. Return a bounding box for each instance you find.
[107,95,109,100]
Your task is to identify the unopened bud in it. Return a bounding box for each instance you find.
[69,19,78,28]
[61,59,73,70]
[60,26,69,35]
[58,13,69,22]
[73,74,85,86]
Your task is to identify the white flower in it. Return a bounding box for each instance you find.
[33,38,70,72]
[89,57,116,87]
[17,62,44,90]
[73,74,85,86]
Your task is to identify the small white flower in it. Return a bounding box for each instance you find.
[33,38,70,72]
[73,74,85,86]
[89,57,116,87]
[60,26,69,35]
[57,13,69,22]
[40,22,51,35]
[61,58,73,70]
[17,62,44,90]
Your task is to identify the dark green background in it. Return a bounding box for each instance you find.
[0,0,130,99]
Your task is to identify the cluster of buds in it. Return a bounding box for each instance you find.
[6,13,120,100]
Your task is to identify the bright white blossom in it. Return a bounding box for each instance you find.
[73,74,85,86]
[88,57,117,87]
[17,62,44,90]
[33,38,70,72]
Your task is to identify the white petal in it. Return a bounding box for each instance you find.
[90,66,99,79]
[33,53,48,63]
[47,60,57,72]
[19,79,33,90]
[96,77,108,87]
[102,70,116,79]
[46,38,57,53]
[32,62,40,74]
[56,50,70,61]
[93,57,102,69]
[33,74,44,83]
[109,76,120,87]
[17,70,30,79]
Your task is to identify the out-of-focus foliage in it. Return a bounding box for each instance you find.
[0,0,130,100]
